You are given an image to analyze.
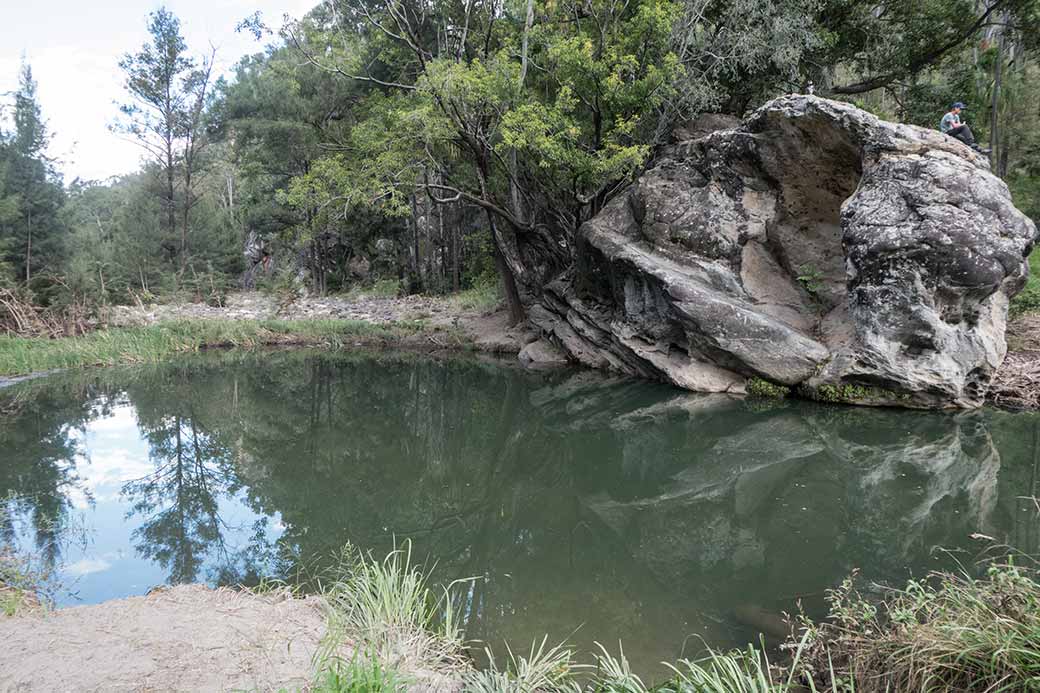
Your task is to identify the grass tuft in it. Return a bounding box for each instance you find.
[308,649,409,693]
[345,279,402,301]
[463,637,578,693]
[449,280,502,314]
[314,542,469,685]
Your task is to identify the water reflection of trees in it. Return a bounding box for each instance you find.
[117,362,277,587]
[0,384,100,566]
[121,413,237,584]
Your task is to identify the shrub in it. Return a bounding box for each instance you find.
[794,561,1040,692]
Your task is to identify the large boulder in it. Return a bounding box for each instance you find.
[532,95,1038,408]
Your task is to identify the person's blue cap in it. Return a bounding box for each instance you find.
[951,101,967,109]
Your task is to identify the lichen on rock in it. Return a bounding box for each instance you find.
[531,95,1039,409]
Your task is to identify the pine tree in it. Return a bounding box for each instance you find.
[116,7,215,272]
[0,61,65,288]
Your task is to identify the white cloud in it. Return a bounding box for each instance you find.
[74,406,155,502]
[0,0,319,182]
[64,556,112,577]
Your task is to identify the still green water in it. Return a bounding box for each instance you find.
[1,350,1038,676]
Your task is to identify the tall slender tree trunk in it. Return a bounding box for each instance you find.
[411,195,422,292]
[24,207,31,284]
[989,23,1005,171]
[452,220,460,292]
[182,166,191,272]
[166,136,176,259]
[508,0,536,227]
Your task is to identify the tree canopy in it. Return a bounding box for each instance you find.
[0,0,1036,314]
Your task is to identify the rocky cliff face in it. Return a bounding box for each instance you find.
[530,95,1039,408]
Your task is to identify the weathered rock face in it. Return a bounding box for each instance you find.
[531,95,1038,408]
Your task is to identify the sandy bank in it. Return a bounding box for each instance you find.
[0,584,462,692]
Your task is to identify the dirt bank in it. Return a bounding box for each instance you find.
[0,584,463,692]
[105,292,538,356]
[989,313,1040,410]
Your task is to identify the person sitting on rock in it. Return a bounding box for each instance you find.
[940,102,990,153]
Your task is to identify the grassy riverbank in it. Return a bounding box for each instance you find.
[0,318,443,377]
[304,545,1040,693]
[4,537,1039,691]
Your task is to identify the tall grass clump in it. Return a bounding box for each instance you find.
[314,542,469,685]
[463,637,578,692]
[796,561,1040,692]
[345,279,402,300]
[309,650,409,693]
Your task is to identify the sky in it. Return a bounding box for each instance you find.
[0,0,317,182]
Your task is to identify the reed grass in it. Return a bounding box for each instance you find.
[0,318,431,377]
[313,542,470,688]
[308,649,409,693]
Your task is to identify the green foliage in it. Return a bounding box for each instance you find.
[672,0,823,114]
[449,277,502,314]
[796,561,1040,692]
[808,383,907,404]
[796,265,825,296]
[1012,250,1040,317]
[309,650,409,693]
[746,377,791,399]
[347,279,401,300]
[0,60,66,289]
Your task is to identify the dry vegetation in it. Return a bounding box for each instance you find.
[990,313,1040,410]
[0,288,93,338]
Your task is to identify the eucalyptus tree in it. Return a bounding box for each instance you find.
[272,0,685,322]
[211,39,363,294]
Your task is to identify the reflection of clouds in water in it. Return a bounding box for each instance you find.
[71,406,153,506]
[64,556,111,577]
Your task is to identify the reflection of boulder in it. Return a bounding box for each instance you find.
[807,411,1003,562]
[582,409,825,586]
[576,401,1006,614]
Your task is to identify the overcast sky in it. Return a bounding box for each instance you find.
[0,0,317,182]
